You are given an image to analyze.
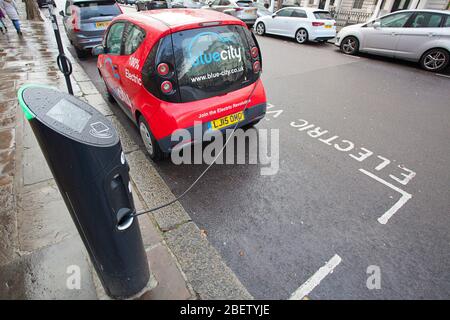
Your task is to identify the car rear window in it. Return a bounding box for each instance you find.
[75,1,121,20]
[171,25,257,103]
[313,11,333,20]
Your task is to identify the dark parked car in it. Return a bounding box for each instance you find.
[60,0,122,58]
[135,0,168,11]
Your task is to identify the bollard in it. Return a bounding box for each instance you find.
[18,84,150,299]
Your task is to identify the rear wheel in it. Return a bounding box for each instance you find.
[295,28,308,44]
[255,22,265,36]
[340,36,359,55]
[420,48,449,72]
[139,116,164,160]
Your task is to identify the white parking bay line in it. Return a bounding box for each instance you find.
[436,73,450,79]
[359,169,412,225]
[289,254,342,300]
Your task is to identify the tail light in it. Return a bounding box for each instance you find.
[157,63,169,76]
[252,61,260,73]
[251,46,259,59]
[161,81,173,94]
[72,8,80,32]
[312,22,325,27]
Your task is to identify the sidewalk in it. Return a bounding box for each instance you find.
[0,2,251,300]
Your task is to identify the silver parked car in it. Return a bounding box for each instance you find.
[203,0,258,26]
[335,10,450,72]
[60,0,122,58]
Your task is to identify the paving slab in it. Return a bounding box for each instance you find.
[140,244,192,300]
[0,236,97,300]
[17,179,77,253]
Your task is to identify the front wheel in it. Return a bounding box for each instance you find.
[295,28,308,44]
[420,48,449,72]
[139,116,164,161]
[75,47,88,59]
[255,22,265,36]
[340,36,359,55]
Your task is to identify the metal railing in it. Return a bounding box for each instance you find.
[329,8,373,27]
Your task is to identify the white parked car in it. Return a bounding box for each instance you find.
[203,0,258,26]
[254,7,336,44]
[335,9,450,72]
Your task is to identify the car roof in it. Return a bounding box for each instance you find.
[124,9,246,33]
[396,9,450,15]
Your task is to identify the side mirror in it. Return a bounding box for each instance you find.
[59,10,65,17]
[92,45,105,56]
[271,13,276,18]
[373,21,381,29]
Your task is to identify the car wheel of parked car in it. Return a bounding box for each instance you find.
[420,48,449,72]
[255,22,265,36]
[295,28,308,44]
[139,116,164,160]
[136,5,139,11]
[75,47,88,59]
[340,36,359,55]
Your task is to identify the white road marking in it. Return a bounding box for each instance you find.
[266,103,283,118]
[359,169,412,225]
[435,73,450,78]
[289,254,342,300]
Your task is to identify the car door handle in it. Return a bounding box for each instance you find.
[391,32,397,36]
[428,32,436,37]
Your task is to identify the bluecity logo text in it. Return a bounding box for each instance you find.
[188,32,243,67]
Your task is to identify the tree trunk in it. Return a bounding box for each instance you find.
[24,0,44,21]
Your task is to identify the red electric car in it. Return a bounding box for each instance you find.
[93,9,266,159]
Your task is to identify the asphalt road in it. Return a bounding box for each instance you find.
[68,6,450,299]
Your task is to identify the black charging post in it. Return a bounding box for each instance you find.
[18,84,150,299]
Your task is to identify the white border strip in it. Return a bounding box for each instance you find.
[289,254,342,300]
[359,169,412,225]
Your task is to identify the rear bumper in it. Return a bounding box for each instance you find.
[157,103,267,153]
[74,35,103,50]
[310,29,336,41]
